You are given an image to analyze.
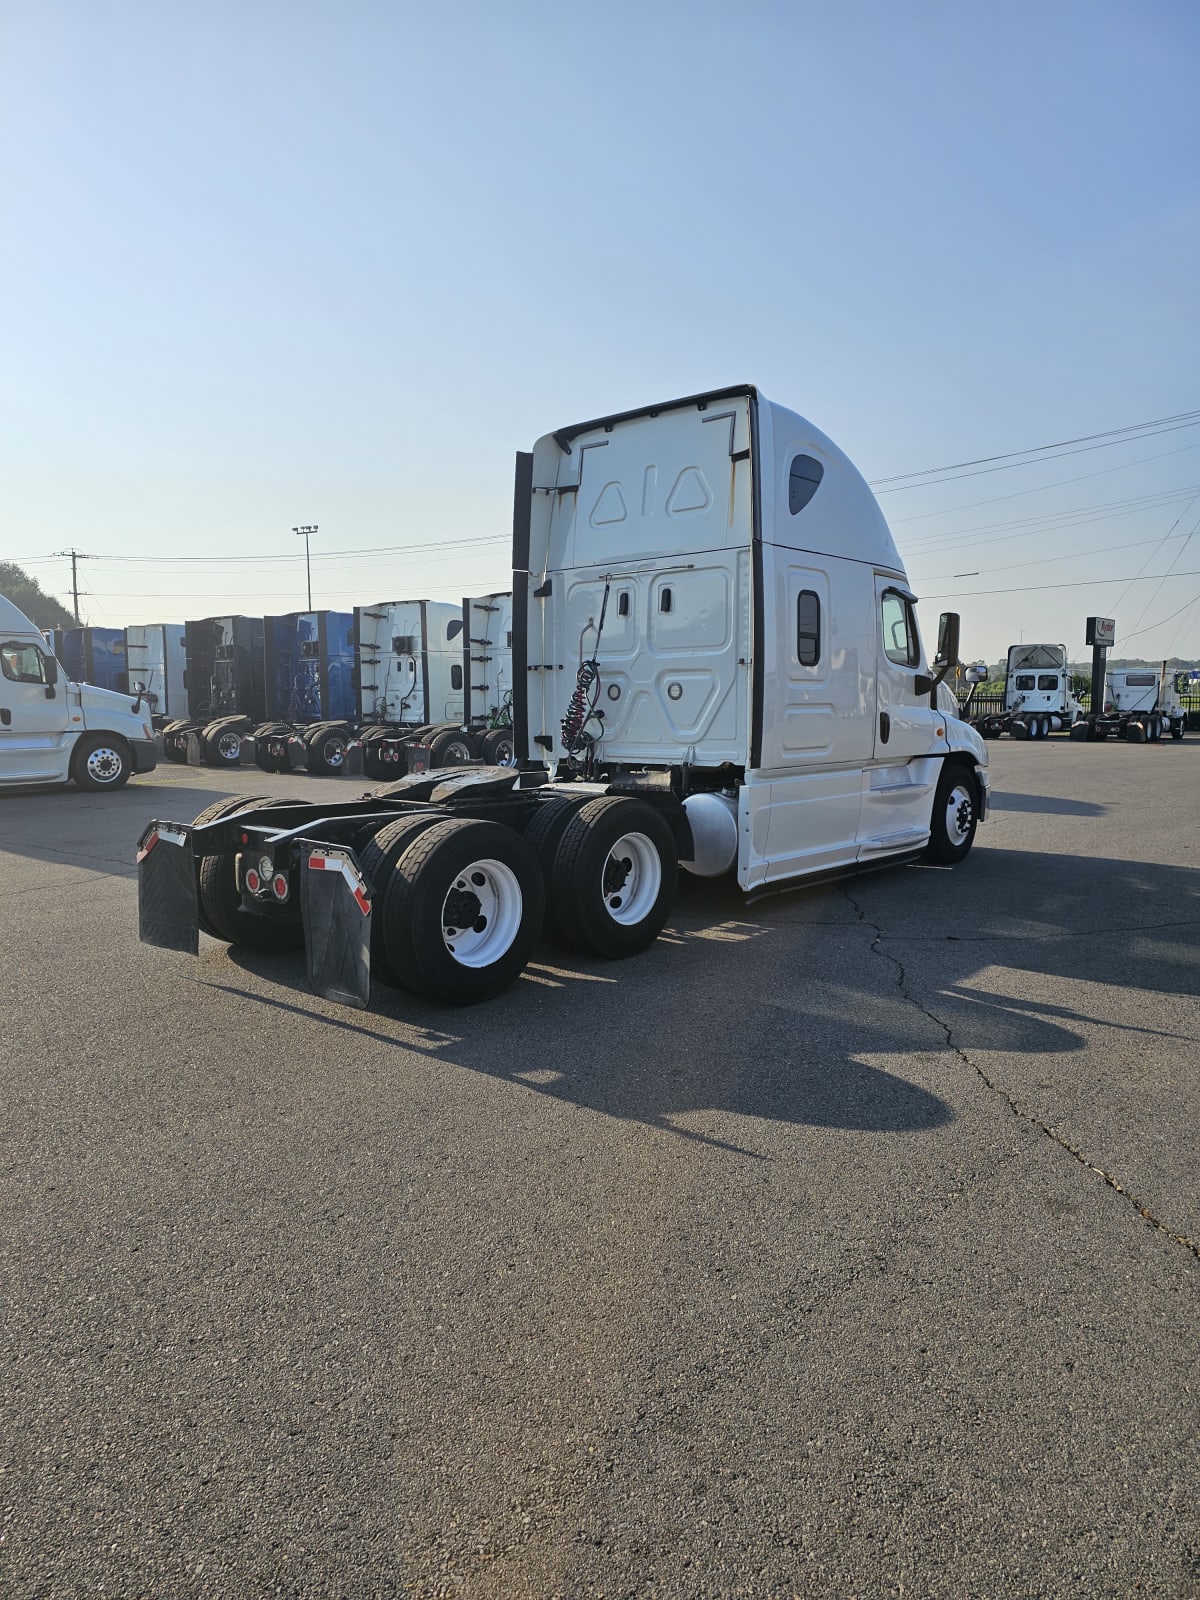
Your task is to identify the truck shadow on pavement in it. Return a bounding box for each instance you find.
[219,846,1200,1151]
[987,791,1108,816]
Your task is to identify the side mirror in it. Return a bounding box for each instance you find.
[935,611,961,668]
[917,611,961,698]
[44,654,58,686]
[964,662,988,685]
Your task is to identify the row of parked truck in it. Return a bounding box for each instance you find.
[964,642,1190,742]
[41,593,517,785]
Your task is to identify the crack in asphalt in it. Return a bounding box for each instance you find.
[841,885,1200,1265]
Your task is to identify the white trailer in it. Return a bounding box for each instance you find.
[1,594,157,790]
[137,385,988,1008]
[123,623,187,724]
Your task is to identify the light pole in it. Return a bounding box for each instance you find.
[293,525,317,610]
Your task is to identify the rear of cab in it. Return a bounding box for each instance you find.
[515,385,987,890]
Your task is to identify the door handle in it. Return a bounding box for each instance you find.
[879,711,890,743]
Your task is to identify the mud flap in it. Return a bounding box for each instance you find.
[344,740,364,777]
[299,842,372,1009]
[137,822,199,953]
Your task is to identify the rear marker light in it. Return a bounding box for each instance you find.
[272,874,289,901]
[246,868,261,893]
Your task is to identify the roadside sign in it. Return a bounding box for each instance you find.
[1086,616,1116,647]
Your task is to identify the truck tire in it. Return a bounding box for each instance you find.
[522,795,591,944]
[427,727,477,767]
[1069,720,1092,741]
[1172,722,1185,740]
[358,813,446,985]
[550,796,678,959]
[162,719,198,762]
[1011,718,1029,740]
[304,722,352,776]
[360,726,390,780]
[1125,720,1146,743]
[70,734,132,792]
[378,818,543,1004]
[254,723,292,774]
[202,719,247,767]
[194,796,308,949]
[480,726,516,765]
[924,764,980,865]
[1148,716,1162,742]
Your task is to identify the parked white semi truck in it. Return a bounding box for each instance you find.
[971,643,1081,739]
[1,595,157,789]
[1069,664,1189,742]
[123,623,187,724]
[137,385,988,1008]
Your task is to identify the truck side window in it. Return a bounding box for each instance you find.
[1015,674,1036,690]
[451,664,463,691]
[788,454,824,515]
[796,591,821,667]
[0,642,48,684]
[660,587,672,614]
[880,592,918,667]
[1037,674,1059,690]
[617,591,630,618]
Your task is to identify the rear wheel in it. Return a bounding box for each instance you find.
[194,795,308,949]
[378,818,543,1004]
[202,718,248,767]
[924,764,980,865]
[480,725,516,765]
[304,721,351,775]
[1172,722,1185,740]
[427,727,477,767]
[522,795,591,944]
[550,796,677,958]
[358,813,445,985]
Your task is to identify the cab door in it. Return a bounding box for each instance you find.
[859,580,940,854]
[0,639,71,782]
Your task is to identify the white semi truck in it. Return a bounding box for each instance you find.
[123,623,187,724]
[971,643,1081,739]
[1,594,158,789]
[137,385,989,1008]
[1070,664,1189,742]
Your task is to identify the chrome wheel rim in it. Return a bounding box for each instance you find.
[945,783,975,847]
[441,858,523,967]
[217,730,242,760]
[601,832,662,925]
[86,746,123,783]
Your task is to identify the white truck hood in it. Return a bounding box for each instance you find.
[70,680,154,741]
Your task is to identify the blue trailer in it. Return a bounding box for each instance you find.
[61,627,128,694]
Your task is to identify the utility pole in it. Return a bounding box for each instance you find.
[53,548,95,623]
[293,525,317,611]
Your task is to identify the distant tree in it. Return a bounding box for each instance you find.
[0,561,77,631]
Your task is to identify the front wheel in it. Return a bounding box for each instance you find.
[71,734,132,792]
[924,765,980,866]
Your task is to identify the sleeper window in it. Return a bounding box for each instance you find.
[788,454,824,515]
[450,664,463,691]
[796,591,821,667]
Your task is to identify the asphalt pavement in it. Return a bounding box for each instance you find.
[1,740,1198,1599]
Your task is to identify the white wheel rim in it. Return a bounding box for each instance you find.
[323,738,345,766]
[87,746,122,782]
[217,731,241,759]
[944,784,974,847]
[601,831,662,925]
[440,858,523,968]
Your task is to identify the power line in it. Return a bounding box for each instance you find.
[870,408,1200,490]
[923,567,1200,600]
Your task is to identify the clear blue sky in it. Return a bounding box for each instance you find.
[3,0,1198,663]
